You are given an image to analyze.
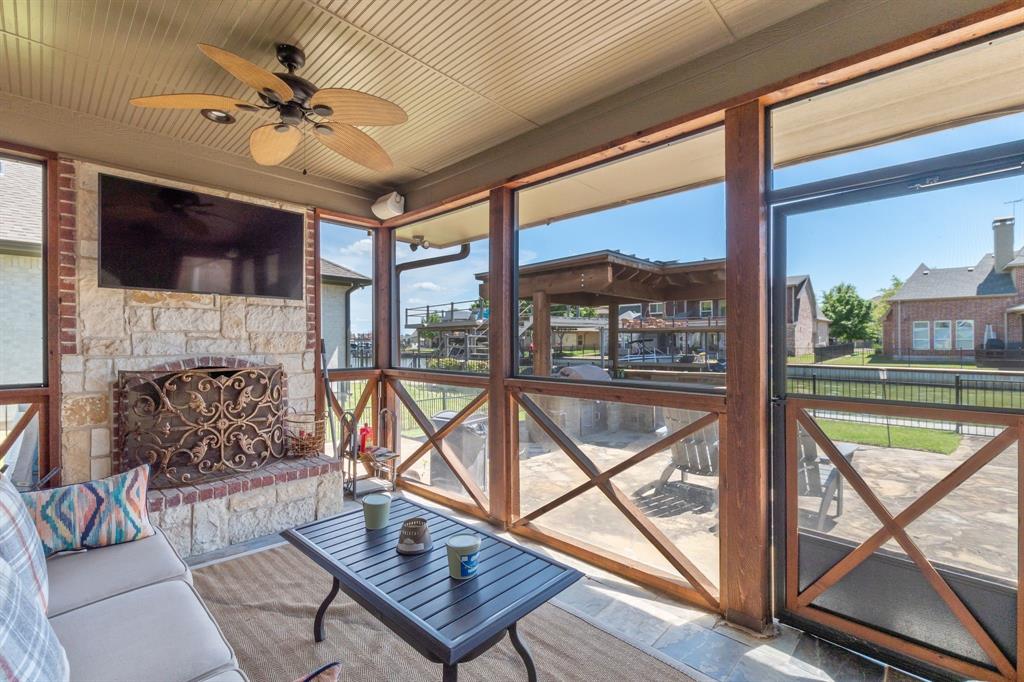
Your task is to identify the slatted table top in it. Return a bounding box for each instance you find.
[283,497,583,664]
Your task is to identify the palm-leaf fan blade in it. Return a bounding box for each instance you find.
[129,93,256,110]
[197,43,293,102]
[308,88,407,126]
[249,124,302,166]
[313,123,393,172]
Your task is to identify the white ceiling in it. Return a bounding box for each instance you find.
[0,0,826,191]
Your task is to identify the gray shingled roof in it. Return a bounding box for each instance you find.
[786,275,809,290]
[320,258,371,284]
[890,253,1017,301]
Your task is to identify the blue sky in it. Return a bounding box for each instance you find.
[323,112,1023,333]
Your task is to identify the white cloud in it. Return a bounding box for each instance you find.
[412,282,442,291]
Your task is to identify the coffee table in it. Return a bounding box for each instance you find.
[282,497,582,681]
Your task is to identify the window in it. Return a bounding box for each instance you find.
[394,202,490,374]
[319,221,373,369]
[0,156,45,386]
[514,127,725,388]
[933,320,952,351]
[718,300,726,316]
[699,300,713,318]
[956,320,974,350]
[912,321,930,350]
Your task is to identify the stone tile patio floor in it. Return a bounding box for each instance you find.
[190,490,928,682]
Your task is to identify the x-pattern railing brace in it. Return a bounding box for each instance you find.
[329,376,379,476]
[512,411,719,528]
[515,393,720,610]
[389,379,490,513]
[794,409,1016,679]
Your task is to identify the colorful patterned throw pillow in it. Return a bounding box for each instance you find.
[21,465,154,556]
[0,474,48,612]
[0,556,69,682]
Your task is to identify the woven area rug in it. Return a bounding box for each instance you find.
[193,544,694,682]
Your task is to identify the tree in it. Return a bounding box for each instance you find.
[822,283,873,342]
[870,275,903,341]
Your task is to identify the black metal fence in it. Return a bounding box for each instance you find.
[788,371,1024,411]
[814,342,855,363]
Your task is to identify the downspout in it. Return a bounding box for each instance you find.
[394,244,472,320]
[394,244,472,364]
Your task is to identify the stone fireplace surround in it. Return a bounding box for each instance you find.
[56,159,341,557]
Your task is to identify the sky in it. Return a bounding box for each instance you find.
[322,111,1024,334]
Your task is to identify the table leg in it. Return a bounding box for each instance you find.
[442,663,458,681]
[508,623,538,682]
[314,577,341,643]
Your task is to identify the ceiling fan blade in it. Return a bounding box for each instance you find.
[314,123,393,172]
[129,93,256,110]
[198,43,293,103]
[309,88,407,126]
[249,124,302,166]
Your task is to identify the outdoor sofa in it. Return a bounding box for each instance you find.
[31,524,246,682]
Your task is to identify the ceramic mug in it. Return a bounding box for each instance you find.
[446,534,481,579]
[362,493,391,530]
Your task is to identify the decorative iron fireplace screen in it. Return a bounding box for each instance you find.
[117,366,285,488]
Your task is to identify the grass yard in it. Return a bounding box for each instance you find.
[818,418,961,454]
[789,348,979,370]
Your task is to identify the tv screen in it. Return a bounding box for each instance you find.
[98,174,304,299]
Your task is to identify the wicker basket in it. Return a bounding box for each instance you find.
[283,411,325,457]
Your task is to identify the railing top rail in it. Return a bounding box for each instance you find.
[787,395,1021,426]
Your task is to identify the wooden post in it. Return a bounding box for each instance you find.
[721,99,771,633]
[488,187,515,526]
[374,225,396,448]
[532,291,551,378]
[608,303,619,376]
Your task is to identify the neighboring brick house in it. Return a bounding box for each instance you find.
[785,274,824,356]
[882,217,1018,357]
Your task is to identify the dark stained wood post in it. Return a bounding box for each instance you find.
[532,290,551,378]
[488,187,515,526]
[607,303,619,376]
[375,225,396,449]
[721,99,772,633]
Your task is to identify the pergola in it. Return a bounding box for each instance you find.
[477,250,726,375]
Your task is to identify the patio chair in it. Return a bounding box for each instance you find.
[636,414,856,531]
[796,430,858,531]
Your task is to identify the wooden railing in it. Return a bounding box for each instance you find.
[783,396,1021,682]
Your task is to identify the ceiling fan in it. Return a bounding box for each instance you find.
[129,43,406,172]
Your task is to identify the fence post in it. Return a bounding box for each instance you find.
[811,372,817,396]
[955,375,962,406]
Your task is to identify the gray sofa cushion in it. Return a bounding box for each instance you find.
[50,579,236,682]
[46,528,190,617]
[193,670,249,682]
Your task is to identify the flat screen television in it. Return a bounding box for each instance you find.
[98,174,304,299]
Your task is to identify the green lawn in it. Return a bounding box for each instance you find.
[789,348,979,370]
[817,418,961,454]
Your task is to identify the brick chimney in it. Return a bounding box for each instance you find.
[993,217,1015,272]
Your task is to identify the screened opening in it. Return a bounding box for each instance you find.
[393,202,490,375]
[319,221,374,369]
[512,127,726,390]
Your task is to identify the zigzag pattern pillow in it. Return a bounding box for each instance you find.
[21,465,154,556]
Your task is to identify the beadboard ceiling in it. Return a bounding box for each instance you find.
[0,0,825,191]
